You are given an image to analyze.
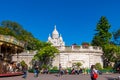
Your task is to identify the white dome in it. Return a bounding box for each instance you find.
[59,34,63,41]
[48,34,51,41]
[52,25,59,35]
[47,25,65,47]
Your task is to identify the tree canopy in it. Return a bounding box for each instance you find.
[91,16,120,67]
[0,20,43,50]
[33,44,59,67]
[112,29,120,45]
[92,16,112,46]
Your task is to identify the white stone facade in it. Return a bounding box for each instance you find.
[52,46,103,68]
[12,51,37,68]
[48,25,103,68]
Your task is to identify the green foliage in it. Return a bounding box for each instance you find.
[76,62,82,68]
[0,20,46,50]
[95,63,102,70]
[28,68,34,73]
[92,16,112,47]
[34,45,59,67]
[41,64,49,69]
[112,29,120,45]
[103,66,113,71]
[102,44,120,68]
[72,62,82,68]
[51,66,58,70]
[91,16,113,68]
[0,27,15,36]
[20,60,26,67]
[99,66,114,73]
[102,44,120,67]
[103,44,119,62]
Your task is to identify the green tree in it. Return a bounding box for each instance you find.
[92,16,112,46]
[0,20,44,50]
[72,62,82,69]
[1,20,24,37]
[112,29,120,45]
[20,60,26,67]
[76,62,82,68]
[103,44,117,62]
[95,63,102,70]
[102,42,120,67]
[91,16,112,67]
[34,45,59,67]
[0,27,15,36]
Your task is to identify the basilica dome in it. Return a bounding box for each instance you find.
[52,25,59,39]
[52,25,59,35]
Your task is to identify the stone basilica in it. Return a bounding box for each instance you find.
[47,25,103,68]
[13,25,103,68]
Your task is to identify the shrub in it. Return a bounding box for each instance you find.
[104,66,113,70]
[20,60,26,67]
[95,63,102,70]
[51,66,58,70]
[28,68,34,73]
[41,64,49,69]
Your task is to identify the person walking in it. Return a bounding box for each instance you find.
[59,64,64,76]
[22,64,28,79]
[34,65,39,77]
[90,65,98,80]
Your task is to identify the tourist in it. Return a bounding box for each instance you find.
[8,63,13,72]
[34,65,39,77]
[71,68,75,74]
[90,65,98,80]
[79,68,83,74]
[22,64,28,79]
[59,64,64,76]
[43,68,49,74]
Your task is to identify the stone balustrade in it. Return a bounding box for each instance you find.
[0,34,25,48]
[59,45,102,53]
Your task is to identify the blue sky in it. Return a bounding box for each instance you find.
[0,0,120,46]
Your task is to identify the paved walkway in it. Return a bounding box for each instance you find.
[0,73,120,80]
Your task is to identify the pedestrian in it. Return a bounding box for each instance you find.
[34,65,39,77]
[59,64,64,76]
[22,64,28,79]
[90,65,98,80]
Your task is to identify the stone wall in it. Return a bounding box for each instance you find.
[12,46,103,69]
[52,52,103,68]
[12,51,36,68]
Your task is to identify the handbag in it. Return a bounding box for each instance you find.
[93,72,98,78]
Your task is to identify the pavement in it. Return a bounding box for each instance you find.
[0,73,120,80]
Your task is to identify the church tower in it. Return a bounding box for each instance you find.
[47,25,65,50]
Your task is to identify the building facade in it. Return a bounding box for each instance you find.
[48,25,103,68]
